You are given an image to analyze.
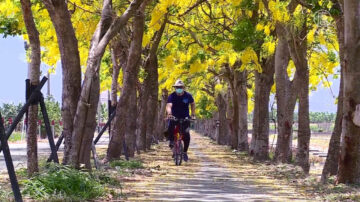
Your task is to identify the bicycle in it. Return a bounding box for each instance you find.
[168,117,193,166]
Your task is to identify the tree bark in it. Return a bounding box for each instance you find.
[138,82,148,151]
[144,55,159,150]
[235,70,249,152]
[321,12,344,182]
[252,56,275,161]
[138,16,167,150]
[21,0,41,175]
[337,0,360,184]
[70,0,113,169]
[225,87,233,145]
[294,58,311,174]
[225,65,239,149]
[126,2,150,156]
[216,93,228,145]
[125,84,138,157]
[322,69,343,182]
[107,0,148,160]
[110,29,129,106]
[71,0,144,168]
[286,17,311,173]
[42,0,82,165]
[110,29,129,141]
[110,48,120,106]
[274,25,297,163]
[155,89,168,140]
[144,18,167,150]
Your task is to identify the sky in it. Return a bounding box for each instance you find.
[0,35,62,104]
[0,36,340,112]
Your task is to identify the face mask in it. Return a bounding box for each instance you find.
[176,88,184,94]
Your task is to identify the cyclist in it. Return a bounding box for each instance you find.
[166,79,196,162]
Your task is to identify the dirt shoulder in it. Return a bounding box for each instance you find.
[123,132,310,201]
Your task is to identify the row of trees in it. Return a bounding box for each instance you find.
[2,0,172,175]
[1,0,360,184]
[0,96,62,135]
[186,0,357,184]
[248,111,337,124]
[0,103,23,122]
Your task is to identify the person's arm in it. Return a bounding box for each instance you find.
[166,103,173,118]
[166,94,173,118]
[190,102,196,119]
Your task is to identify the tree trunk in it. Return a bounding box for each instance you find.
[110,29,129,106]
[144,19,167,150]
[156,89,168,140]
[287,18,311,173]
[235,70,249,152]
[107,1,148,160]
[154,100,161,142]
[295,64,311,173]
[21,0,41,176]
[138,17,167,150]
[71,0,144,168]
[144,55,159,150]
[110,29,129,141]
[274,25,297,163]
[125,3,150,156]
[138,81,148,151]
[337,0,360,184]
[70,0,113,169]
[42,0,82,165]
[216,93,228,145]
[321,13,344,182]
[231,87,239,150]
[225,87,233,145]
[252,56,275,161]
[125,85,138,157]
[225,65,239,149]
[322,69,344,181]
[110,47,120,106]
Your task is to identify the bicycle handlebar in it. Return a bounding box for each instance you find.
[167,116,196,122]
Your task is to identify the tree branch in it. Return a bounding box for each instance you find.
[295,0,313,9]
[150,13,168,55]
[96,0,145,58]
[68,0,101,15]
[167,20,217,54]
[201,87,215,97]
[178,0,207,17]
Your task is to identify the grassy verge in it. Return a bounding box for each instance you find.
[253,158,360,201]
[8,132,24,142]
[0,185,9,199]
[0,157,149,201]
[110,159,144,170]
[21,163,106,201]
[205,130,360,201]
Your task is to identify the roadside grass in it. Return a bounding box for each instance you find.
[194,130,360,201]
[0,185,10,200]
[0,155,149,201]
[255,156,360,201]
[15,167,27,178]
[20,163,106,201]
[110,159,144,170]
[8,132,24,142]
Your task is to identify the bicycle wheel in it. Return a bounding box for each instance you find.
[173,142,178,165]
[175,141,183,166]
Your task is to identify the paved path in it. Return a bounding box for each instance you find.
[1,132,310,201]
[0,134,110,171]
[127,132,309,201]
[0,142,61,171]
